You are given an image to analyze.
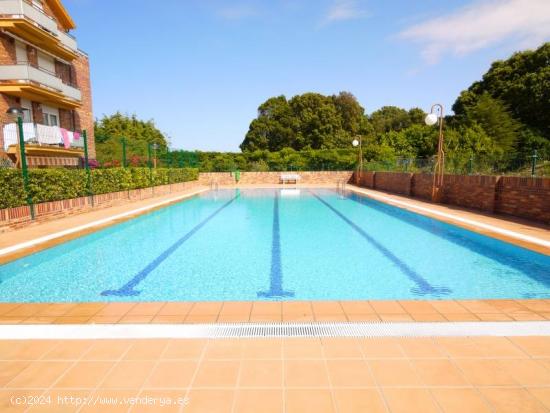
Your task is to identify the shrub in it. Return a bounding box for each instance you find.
[0,167,199,209]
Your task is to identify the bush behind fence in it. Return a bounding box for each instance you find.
[0,167,199,209]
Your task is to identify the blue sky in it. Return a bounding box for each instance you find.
[65,0,550,151]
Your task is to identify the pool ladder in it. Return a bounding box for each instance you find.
[210,180,219,191]
[336,180,347,195]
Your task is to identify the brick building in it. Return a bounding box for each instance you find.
[0,0,93,167]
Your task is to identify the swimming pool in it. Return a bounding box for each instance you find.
[0,188,549,302]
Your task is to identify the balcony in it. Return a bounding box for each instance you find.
[0,0,78,60]
[2,122,84,167]
[0,63,81,108]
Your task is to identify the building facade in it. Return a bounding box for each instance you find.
[0,0,93,167]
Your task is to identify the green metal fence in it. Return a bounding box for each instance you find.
[362,152,549,177]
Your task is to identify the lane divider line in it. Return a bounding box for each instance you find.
[348,187,550,250]
[311,191,451,296]
[101,193,240,296]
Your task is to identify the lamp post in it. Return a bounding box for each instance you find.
[6,107,34,219]
[121,137,127,168]
[352,136,363,184]
[152,143,159,169]
[425,104,445,202]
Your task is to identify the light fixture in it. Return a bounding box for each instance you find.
[425,112,438,126]
[6,106,23,120]
[352,139,359,147]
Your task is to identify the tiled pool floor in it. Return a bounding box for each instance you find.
[1,336,549,412]
[1,300,549,325]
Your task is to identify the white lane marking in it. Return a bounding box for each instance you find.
[349,187,550,250]
[0,188,209,257]
[0,322,549,339]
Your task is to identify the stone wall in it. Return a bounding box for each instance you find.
[199,171,354,185]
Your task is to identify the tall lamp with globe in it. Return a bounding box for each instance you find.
[352,136,362,184]
[425,104,445,202]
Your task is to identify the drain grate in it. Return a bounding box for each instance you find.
[1,321,549,339]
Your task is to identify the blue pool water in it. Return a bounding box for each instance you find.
[0,188,549,302]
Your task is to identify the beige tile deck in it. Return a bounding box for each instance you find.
[0,337,548,412]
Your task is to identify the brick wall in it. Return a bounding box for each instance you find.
[442,174,498,212]
[354,171,550,224]
[0,94,19,152]
[199,171,354,186]
[0,33,16,65]
[411,173,433,200]
[354,171,375,188]
[0,33,18,152]
[495,176,550,223]
[72,54,95,158]
[374,172,413,195]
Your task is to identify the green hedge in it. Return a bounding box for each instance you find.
[0,167,199,209]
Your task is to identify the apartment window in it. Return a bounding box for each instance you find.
[15,41,28,64]
[44,114,58,127]
[42,105,60,127]
[38,52,55,74]
[20,99,33,122]
[21,108,32,123]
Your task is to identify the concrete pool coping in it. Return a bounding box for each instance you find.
[1,300,549,325]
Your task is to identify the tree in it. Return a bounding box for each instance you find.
[94,113,168,165]
[289,93,343,150]
[462,93,521,155]
[453,42,550,153]
[240,92,370,152]
[369,106,425,134]
[239,96,296,152]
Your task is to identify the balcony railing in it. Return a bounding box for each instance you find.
[0,0,78,52]
[2,122,83,151]
[0,63,81,101]
[57,29,77,51]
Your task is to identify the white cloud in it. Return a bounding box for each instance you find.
[216,5,259,20]
[322,0,368,25]
[399,0,550,63]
